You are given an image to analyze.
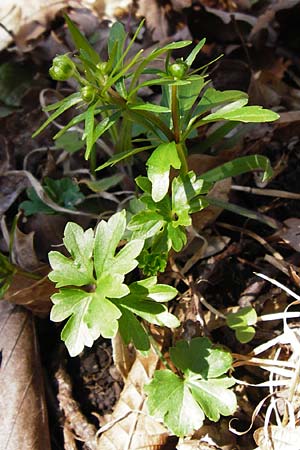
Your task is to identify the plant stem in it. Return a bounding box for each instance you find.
[171,84,180,143]
[89,144,97,176]
[107,87,174,141]
[171,84,189,174]
[176,141,188,175]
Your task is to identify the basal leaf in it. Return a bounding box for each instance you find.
[200,155,273,183]
[169,337,233,378]
[112,239,144,274]
[94,210,126,276]
[188,377,237,422]
[113,277,179,327]
[146,337,236,436]
[63,222,94,275]
[97,272,129,298]
[146,282,178,302]
[51,289,94,356]
[86,292,121,338]
[145,370,205,437]
[51,289,121,356]
[147,141,181,202]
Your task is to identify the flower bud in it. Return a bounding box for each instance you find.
[49,55,76,81]
[168,60,188,80]
[80,86,96,103]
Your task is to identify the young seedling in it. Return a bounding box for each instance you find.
[33,16,279,437]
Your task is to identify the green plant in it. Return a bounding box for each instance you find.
[19,177,84,216]
[33,16,279,437]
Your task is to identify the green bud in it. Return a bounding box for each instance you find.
[168,59,188,80]
[80,86,96,103]
[49,55,76,81]
[96,62,108,74]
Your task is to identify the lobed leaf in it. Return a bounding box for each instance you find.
[146,337,236,436]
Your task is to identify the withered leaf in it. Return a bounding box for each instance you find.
[0,301,51,450]
[97,349,173,450]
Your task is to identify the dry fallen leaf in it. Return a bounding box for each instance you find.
[278,218,300,252]
[97,348,174,450]
[253,425,300,450]
[0,301,51,450]
[3,266,54,316]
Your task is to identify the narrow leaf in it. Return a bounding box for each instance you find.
[185,38,206,67]
[200,155,273,183]
[32,93,82,137]
[64,15,100,65]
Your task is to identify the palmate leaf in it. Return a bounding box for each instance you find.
[48,211,144,356]
[146,337,236,437]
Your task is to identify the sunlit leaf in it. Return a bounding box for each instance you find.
[147,141,181,202]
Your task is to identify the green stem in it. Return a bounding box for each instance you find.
[171,84,180,143]
[176,141,189,175]
[171,84,189,174]
[89,144,97,176]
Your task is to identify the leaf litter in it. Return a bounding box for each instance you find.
[1,1,300,449]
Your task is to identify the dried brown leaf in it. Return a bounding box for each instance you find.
[97,349,173,450]
[0,172,29,216]
[0,301,51,450]
[11,223,40,271]
[278,218,300,252]
[253,425,300,450]
[3,266,54,316]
